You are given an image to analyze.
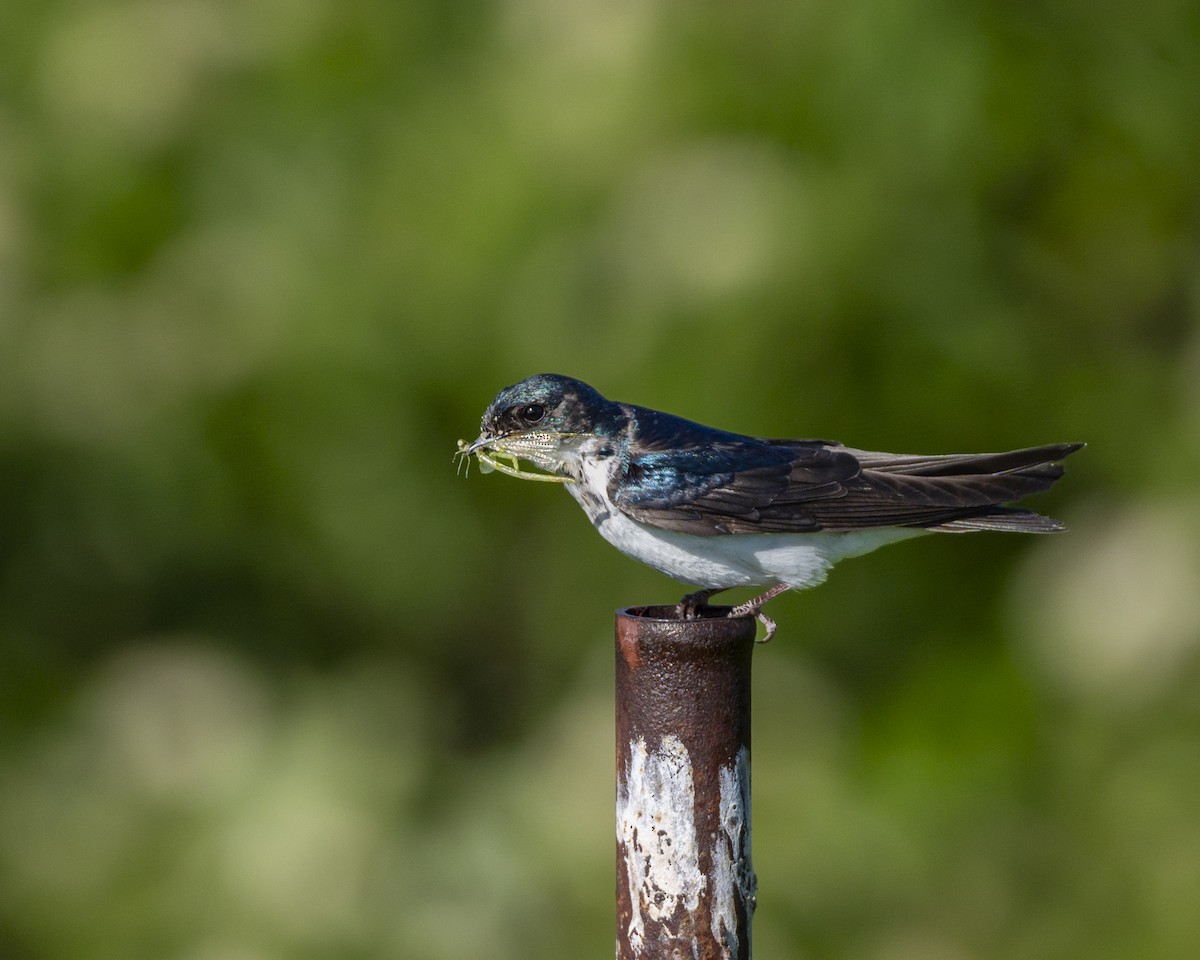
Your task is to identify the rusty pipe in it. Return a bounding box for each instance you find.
[615,605,757,960]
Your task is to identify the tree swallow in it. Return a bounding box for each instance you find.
[459,373,1082,640]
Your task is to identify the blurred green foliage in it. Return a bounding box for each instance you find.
[1,0,1199,958]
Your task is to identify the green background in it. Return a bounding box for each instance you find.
[2,1,1199,958]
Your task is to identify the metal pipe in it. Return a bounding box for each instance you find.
[615,605,758,960]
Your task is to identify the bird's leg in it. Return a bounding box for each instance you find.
[728,583,792,643]
[676,588,722,620]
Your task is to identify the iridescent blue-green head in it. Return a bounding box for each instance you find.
[462,374,620,479]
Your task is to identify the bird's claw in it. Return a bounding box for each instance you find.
[676,588,719,620]
[676,583,786,640]
[726,600,778,643]
[727,582,791,642]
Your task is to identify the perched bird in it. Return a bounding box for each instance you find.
[459,373,1082,640]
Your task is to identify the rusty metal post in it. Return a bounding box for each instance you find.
[615,605,758,960]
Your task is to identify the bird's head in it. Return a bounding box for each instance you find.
[460,374,619,480]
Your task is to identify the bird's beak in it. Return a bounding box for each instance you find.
[465,433,496,455]
[456,430,576,484]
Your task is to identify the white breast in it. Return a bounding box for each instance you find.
[565,455,923,591]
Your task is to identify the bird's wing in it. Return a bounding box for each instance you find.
[609,438,857,535]
[612,427,1083,536]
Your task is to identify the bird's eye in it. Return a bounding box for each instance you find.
[519,403,546,424]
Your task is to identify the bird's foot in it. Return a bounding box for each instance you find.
[676,588,720,620]
[728,583,792,643]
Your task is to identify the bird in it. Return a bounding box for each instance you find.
[458,373,1082,640]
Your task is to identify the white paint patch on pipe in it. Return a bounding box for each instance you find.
[616,734,704,955]
[711,745,755,955]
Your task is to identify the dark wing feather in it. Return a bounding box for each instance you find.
[813,443,1084,533]
[612,413,1083,536]
[611,441,859,535]
[846,443,1081,477]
